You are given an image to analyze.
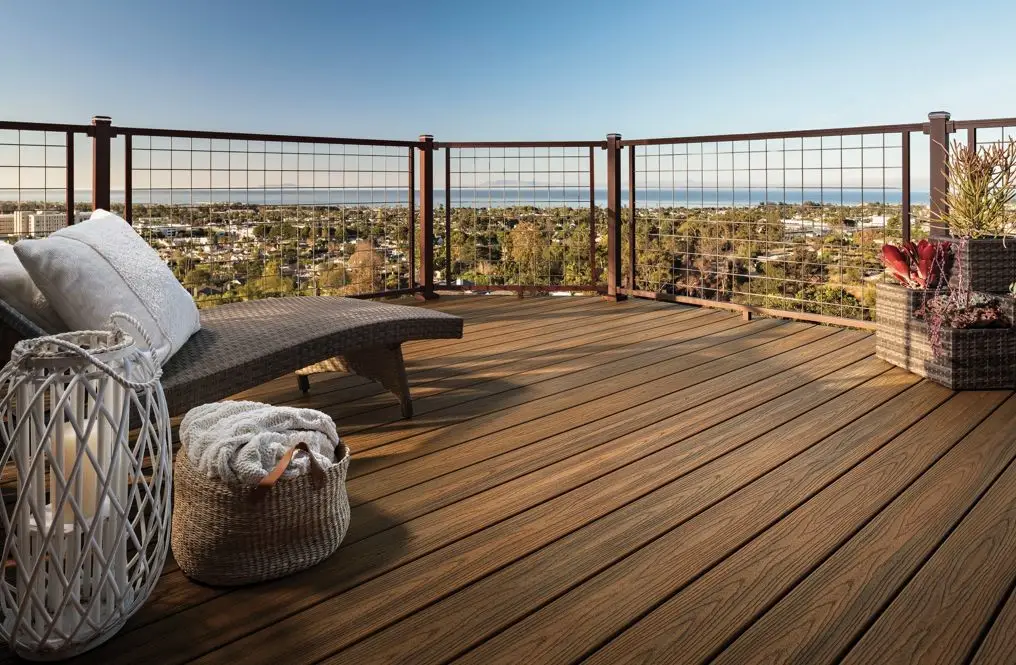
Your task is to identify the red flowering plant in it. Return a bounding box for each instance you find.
[879,239,952,289]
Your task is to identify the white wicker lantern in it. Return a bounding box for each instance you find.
[0,319,171,660]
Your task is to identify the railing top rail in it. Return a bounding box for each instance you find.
[619,121,926,147]
[0,120,94,134]
[951,117,1016,130]
[435,140,608,149]
[111,125,421,148]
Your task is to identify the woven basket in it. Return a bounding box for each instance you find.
[876,282,934,376]
[876,282,1016,390]
[948,238,1016,294]
[171,442,350,586]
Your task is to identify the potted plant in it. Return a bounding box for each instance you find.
[876,138,1016,390]
[909,291,1016,389]
[875,236,1016,389]
[875,238,951,322]
[938,139,1016,293]
[875,239,952,377]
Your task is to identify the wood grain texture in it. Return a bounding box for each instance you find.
[300,298,651,423]
[12,296,1016,665]
[584,390,1007,665]
[344,314,776,468]
[194,349,897,665]
[319,305,716,431]
[340,327,861,544]
[716,393,1016,665]
[340,316,797,454]
[970,578,1016,664]
[83,325,857,665]
[452,374,953,665]
[313,363,926,665]
[842,395,1016,665]
[340,309,732,477]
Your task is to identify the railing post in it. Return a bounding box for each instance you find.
[124,132,133,224]
[416,134,438,299]
[91,115,112,212]
[588,146,598,286]
[407,145,415,289]
[628,144,636,291]
[604,133,626,300]
[901,131,911,245]
[445,148,452,287]
[65,131,75,226]
[928,111,951,238]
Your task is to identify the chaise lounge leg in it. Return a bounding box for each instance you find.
[344,344,412,419]
[297,374,311,394]
[295,344,413,418]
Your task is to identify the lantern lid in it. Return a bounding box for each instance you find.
[11,329,138,371]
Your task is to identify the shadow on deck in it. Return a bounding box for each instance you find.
[5,293,1016,665]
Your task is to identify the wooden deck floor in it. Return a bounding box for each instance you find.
[8,294,1016,664]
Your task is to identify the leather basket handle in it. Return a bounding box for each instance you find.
[250,441,328,501]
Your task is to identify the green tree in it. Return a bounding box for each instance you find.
[183,266,212,293]
[507,220,545,288]
[318,266,349,292]
[347,240,386,294]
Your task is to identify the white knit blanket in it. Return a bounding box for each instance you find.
[180,401,340,486]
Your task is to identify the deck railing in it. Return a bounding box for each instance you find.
[0,120,94,235]
[1,111,1012,324]
[112,124,419,306]
[613,122,926,323]
[431,139,607,294]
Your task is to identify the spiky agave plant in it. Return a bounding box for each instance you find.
[938,138,1016,239]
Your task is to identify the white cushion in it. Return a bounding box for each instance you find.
[0,241,67,333]
[14,210,201,364]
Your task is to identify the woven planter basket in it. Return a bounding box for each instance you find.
[876,282,1016,390]
[171,442,350,586]
[948,238,1016,294]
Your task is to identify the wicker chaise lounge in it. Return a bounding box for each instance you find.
[0,296,463,419]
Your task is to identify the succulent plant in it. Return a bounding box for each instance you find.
[916,292,1011,330]
[880,239,951,289]
[939,139,1016,239]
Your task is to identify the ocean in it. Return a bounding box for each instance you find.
[0,188,928,208]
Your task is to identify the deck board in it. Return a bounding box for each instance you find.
[582,391,1007,665]
[5,294,1016,665]
[715,394,1016,665]
[840,395,1016,665]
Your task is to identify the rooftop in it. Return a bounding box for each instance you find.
[4,294,1012,664]
[3,111,1016,663]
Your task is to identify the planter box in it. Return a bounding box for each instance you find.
[948,238,1016,294]
[875,282,934,377]
[875,282,1016,390]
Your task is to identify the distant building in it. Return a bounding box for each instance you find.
[0,214,15,236]
[843,215,891,229]
[0,210,89,237]
[781,218,829,238]
[135,222,190,238]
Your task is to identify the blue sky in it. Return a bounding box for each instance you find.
[4,0,1016,141]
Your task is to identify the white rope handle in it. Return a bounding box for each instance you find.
[108,311,161,367]
[0,314,162,396]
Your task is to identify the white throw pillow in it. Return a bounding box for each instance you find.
[14,210,201,364]
[0,241,67,333]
